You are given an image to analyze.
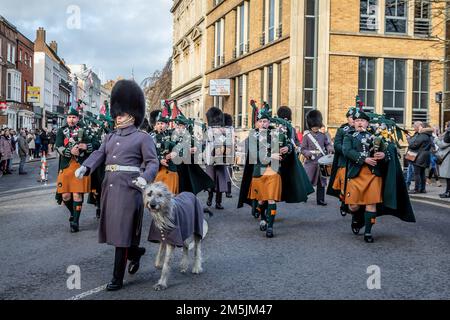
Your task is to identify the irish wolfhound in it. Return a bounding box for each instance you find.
[143,182,209,291]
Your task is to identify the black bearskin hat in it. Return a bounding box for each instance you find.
[277,106,292,121]
[150,110,161,126]
[224,113,233,127]
[206,107,224,127]
[110,80,146,127]
[306,110,324,130]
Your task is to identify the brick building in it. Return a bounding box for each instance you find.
[17,31,35,129]
[173,0,448,133]
[0,15,20,129]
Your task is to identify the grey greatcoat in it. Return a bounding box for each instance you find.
[83,126,159,247]
[301,131,333,187]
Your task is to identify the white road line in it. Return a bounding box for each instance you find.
[411,199,450,209]
[66,284,108,300]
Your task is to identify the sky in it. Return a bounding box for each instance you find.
[0,0,173,85]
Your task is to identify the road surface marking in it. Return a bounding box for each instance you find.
[411,199,450,209]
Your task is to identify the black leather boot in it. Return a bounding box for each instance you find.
[107,248,127,291]
[128,247,146,275]
[207,191,213,207]
[215,193,224,210]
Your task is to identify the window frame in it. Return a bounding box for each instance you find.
[385,0,408,34]
[358,57,376,111]
[383,58,407,124]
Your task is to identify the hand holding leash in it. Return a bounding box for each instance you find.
[133,177,147,189]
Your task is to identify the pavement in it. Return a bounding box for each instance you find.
[0,160,449,300]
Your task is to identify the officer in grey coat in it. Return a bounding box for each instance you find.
[301,110,333,206]
[76,80,159,291]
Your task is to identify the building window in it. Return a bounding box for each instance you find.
[236,1,249,57]
[214,18,225,67]
[414,0,431,37]
[383,59,406,123]
[19,49,22,62]
[385,0,407,34]
[412,61,430,123]
[360,0,378,32]
[263,0,281,45]
[24,80,27,103]
[7,43,16,64]
[6,70,22,102]
[358,58,376,111]
[304,0,318,125]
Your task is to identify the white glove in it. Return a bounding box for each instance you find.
[75,166,88,179]
[133,177,147,189]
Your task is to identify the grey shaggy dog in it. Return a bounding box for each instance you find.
[143,182,209,291]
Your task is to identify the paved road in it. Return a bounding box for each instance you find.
[0,160,449,300]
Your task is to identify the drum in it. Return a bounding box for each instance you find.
[318,154,334,177]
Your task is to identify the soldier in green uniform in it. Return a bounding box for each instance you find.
[327,107,356,215]
[55,108,95,232]
[342,109,416,243]
[152,110,180,194]
[238,102,314,238]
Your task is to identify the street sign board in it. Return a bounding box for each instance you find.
[27,86,41,103]
[210,79,231,96]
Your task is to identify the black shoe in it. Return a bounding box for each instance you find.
[439,192,450,199]
[19,172,28,175]
[226,193,233,198]
[317,201,327,206]
[96,208,101,219]
[70,223,79,233]
[364,234,374,243]
[420,190,427,194]
[266,228,274,238]
[215,203,224,210]
[128,248,146,275]
[106,278,123,291]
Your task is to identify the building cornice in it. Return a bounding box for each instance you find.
[171,74,203,94]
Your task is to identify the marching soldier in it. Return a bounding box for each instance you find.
[205,107,232,209]
[301,110,334,206]
[171,112,215,195]
[75,80,160,291]
[153,110,180,194]
[238,102,314,238]
[55,107,94,233]
[327,107,356,213]
[342,108,416,243]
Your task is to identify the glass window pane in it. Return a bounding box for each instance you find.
[367,59,376,89]
[305,18,316,57]
[359,58,367,88]
[384,59,394,90]
[386,0,396,16]
[421,62,429,91]
[397,0,406,16]
[395,60,406,91]
[384,91,393,108]
[361,0,368,15]
[413,93,420,108]
[413,63,420,91]
[395,92,405,108]
[304,59,314,88]
[367,91,375,107]
[306,0,316,16]
[421,93,429,109]
[304,90,314,107]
